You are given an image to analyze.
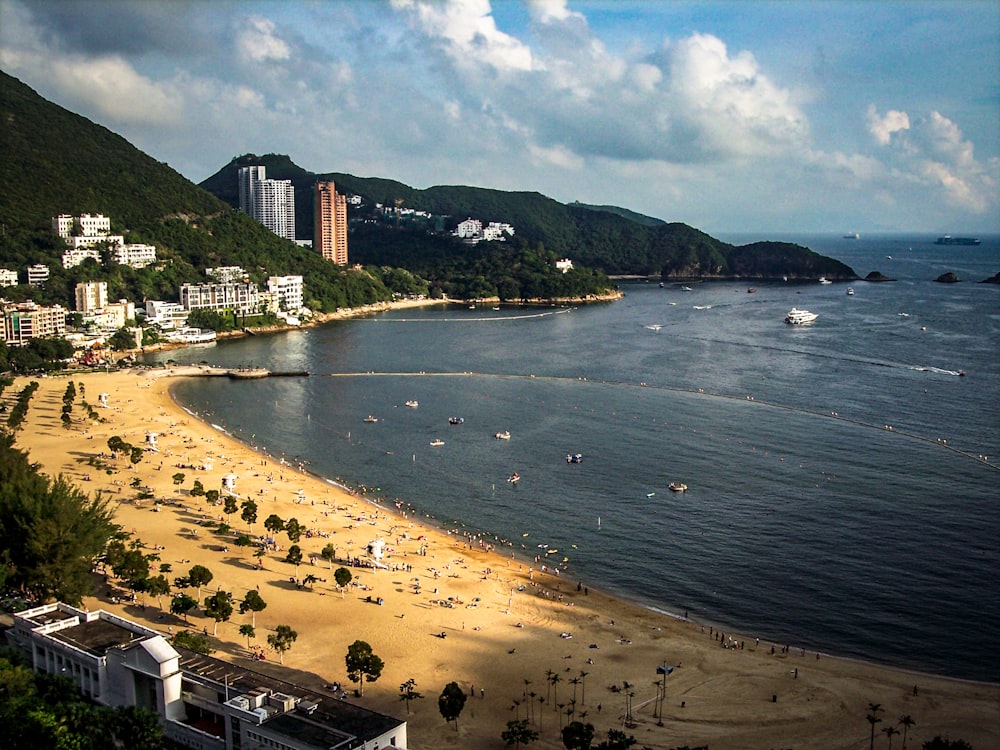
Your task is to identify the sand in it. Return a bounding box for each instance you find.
[8,368,998,749]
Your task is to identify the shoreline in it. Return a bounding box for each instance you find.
[7,368,998,749]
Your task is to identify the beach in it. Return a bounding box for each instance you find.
[8,368,998,749]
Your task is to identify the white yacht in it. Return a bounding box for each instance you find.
[818,277,833,285]
[784,308,818,325]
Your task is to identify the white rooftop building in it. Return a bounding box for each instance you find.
[267,275,304,312]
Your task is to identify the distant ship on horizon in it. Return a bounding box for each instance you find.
[843,232,860,239]
[935,235,981,246]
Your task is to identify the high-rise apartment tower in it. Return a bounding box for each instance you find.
[313,181,349,265]
[237,166,295,241]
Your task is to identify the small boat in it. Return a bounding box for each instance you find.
[429,439,445,446]
[494,430,511,440]
[747,287,757,293]
[492,306,501,311]
[668,482,688,492]
[846,287,855,296]
[681,285,693,292]
[843,232,860,239]
[449,417,464,425]
[658,282,665,288]
[364,415,378,423]
[566,453,584,463]
[507,472,520,484]
[818,276,832,285]
[405,400,419,408]
[645,324,662,331]
[784,308,818,325]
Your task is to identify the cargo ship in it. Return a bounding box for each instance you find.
[935,235,981,246]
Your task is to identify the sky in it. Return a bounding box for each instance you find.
[1,0,998,235]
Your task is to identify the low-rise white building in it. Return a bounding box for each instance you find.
[455,218,482,239]
[0,268,18,287]
[267,275,304,311]
[555,258,574,273]
[75,281,108,312]
[145,300,189,330]
[206,266,249,283]
[180,282,261,315]
[53,213,111,238]
[27,264,49,286]
[8,603,408,750]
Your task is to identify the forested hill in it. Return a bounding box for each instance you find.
[0,71,399,312]
[202,154,858,280]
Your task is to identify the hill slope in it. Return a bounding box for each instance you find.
[202,154,858,280]
[0,71,394,313]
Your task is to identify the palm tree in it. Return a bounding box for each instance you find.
[579,669,589,705]
[551,673,561,711]
[866,703,884,750]
[544,669,555,704]
[883,725,899,750]
[898,715,915,750]
[569,676,580,705]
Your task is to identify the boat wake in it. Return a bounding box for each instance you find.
[908,366,963,376]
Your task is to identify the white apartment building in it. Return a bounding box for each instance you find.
[238,166,296,241]
[2,301,67,345]
[180,282,261,315]
[8,603,408,750]
[145,300,189,330]
[27,264,50,286]
[81,300,134,332]
[455,218,482,239]
[53,213,111,238]
[206,266,249,283]
[267,275,304,311]
[63,243,156,270]
[555,258,574,273]
[75,281,108,312]
[0,268,18,287]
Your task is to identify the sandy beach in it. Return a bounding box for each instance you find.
[8,368,998,749]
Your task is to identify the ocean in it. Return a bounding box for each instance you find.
[142,233,1000,683]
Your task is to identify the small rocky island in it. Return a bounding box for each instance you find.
[864,271,894,282]
[934,272,961,283]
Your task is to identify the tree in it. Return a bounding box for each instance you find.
[593,729,638,750]
[321,542,337,568]
[264,513,285,535]
[899,715,915,750]
[562,720,595,750]
[204,590,233,636]
[334,566,353,597]
[884,726,900,750]
[169,593,197,623]
[240,498,258,532]
[239,589,267,626]
[285,545,303,577]
[284,517,304,543]
[399,678,423,714]
[205,489,220,506]
[171,629,214,654]
[921,738,973,750]
[267,624,297,664]
[223,495,238,522]
[345,640,384,696]
[302,573,319,590]
[172,472,185,486]
[239,623,256,649]
[867,703,884,750]
[190,479,205,497]
[503,719,540,748]
[188,564,213,601]
[146,574,171,609]
[438,681,467,730]
[112,706,166,750]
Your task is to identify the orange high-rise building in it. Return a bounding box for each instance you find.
[313,181,349,265]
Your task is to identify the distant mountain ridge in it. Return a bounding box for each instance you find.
[201,154,858,280]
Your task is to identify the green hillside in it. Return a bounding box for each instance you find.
[201,154,858,281]
[0,71,395,312]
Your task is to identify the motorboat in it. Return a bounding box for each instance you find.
[818,277,832,285]
[494,430,511,440]
[566,453,584,464]
[449,417,464,425]
[668,482,688,492]
[430,439,445,446]
[747,288,757,293]
[784,308,818,325]
[507,472,520,484]
[681,285,693,292]
[405,400,419,408]
[846,287,855,296]
[364,415,378,423]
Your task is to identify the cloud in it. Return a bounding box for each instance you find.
[867,105,910,145]
[391,0,533,73]
[867,106,997,214]
[237,16,292,64]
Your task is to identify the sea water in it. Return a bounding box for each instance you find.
[144,234,1000,682]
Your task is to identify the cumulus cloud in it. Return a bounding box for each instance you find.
[867,106,996,213]
[237,16,291,64]
[391,0,533,73]
[867,105,910,145]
